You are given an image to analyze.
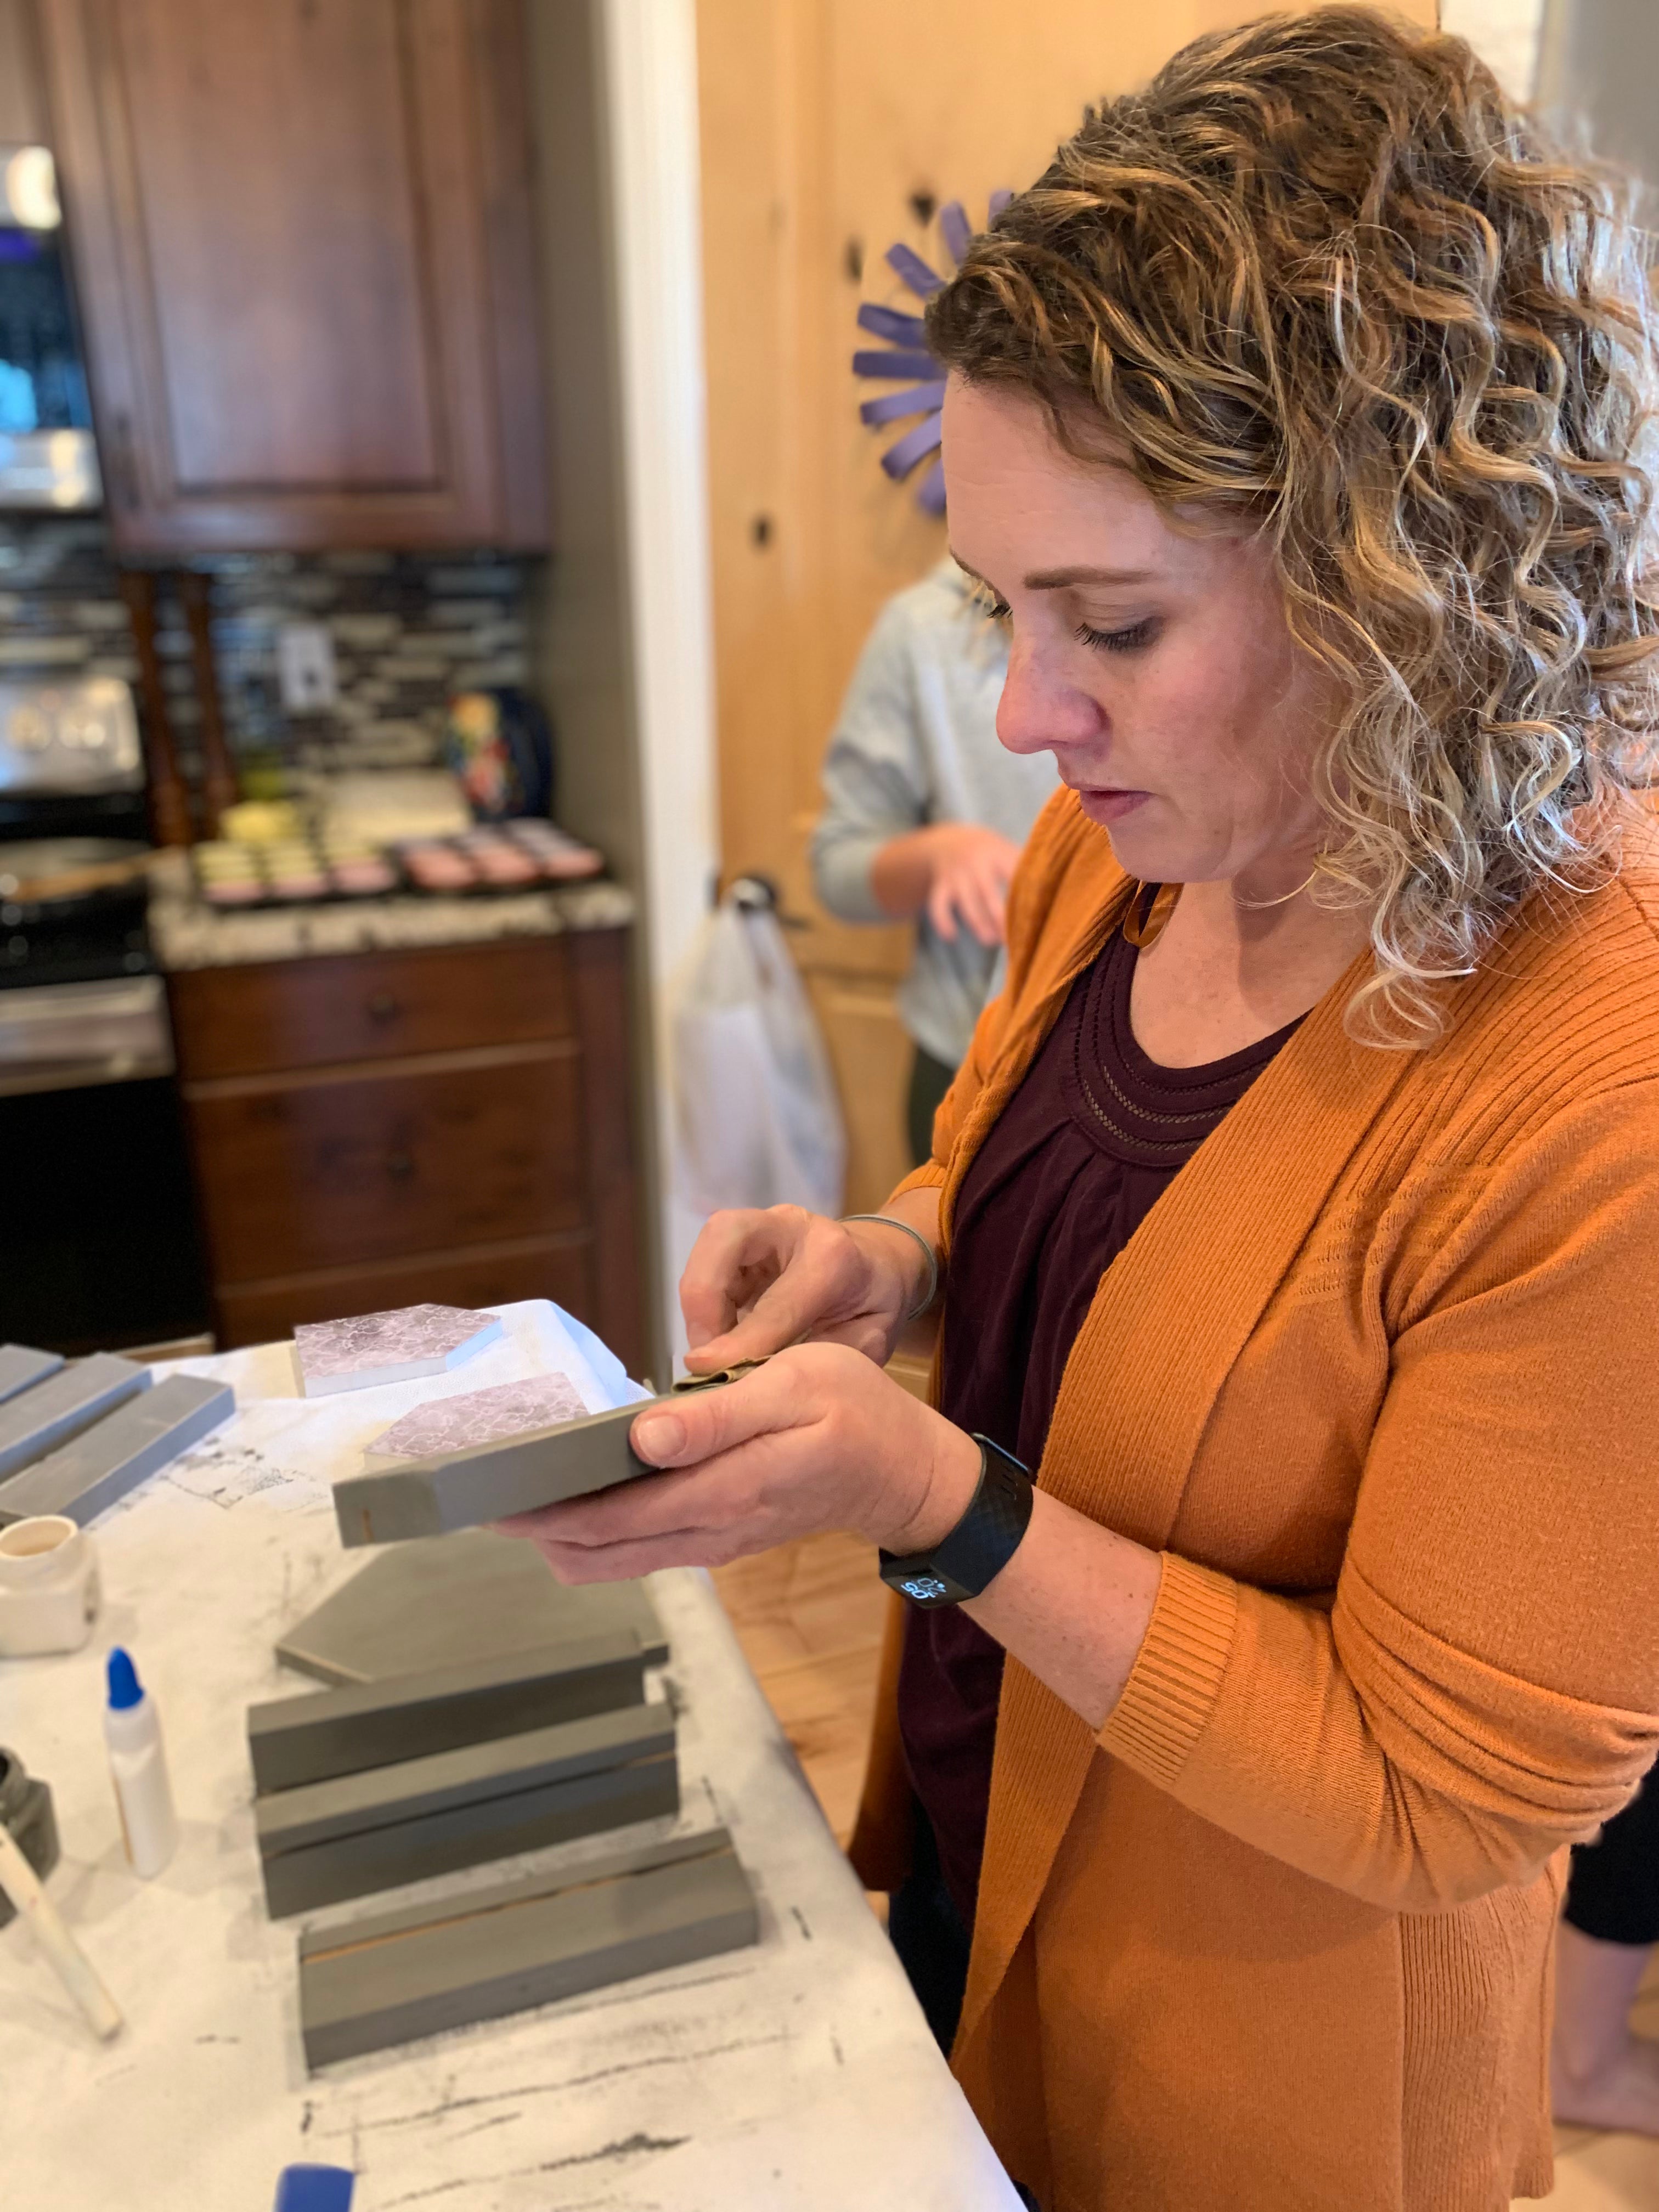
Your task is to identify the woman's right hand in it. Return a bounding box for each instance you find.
[679,1201,936,1373]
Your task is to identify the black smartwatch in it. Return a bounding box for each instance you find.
[879,1434,1033,1607]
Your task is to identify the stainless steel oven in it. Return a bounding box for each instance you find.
[0,678,208,1354]
[0,144,101,510]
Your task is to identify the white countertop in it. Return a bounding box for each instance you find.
[0,1307,1018,2210]
[147,850,635,972]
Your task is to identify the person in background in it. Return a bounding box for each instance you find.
[1553,1769,1659,2132]
[810,558,1058,1164]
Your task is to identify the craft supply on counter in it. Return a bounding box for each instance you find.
[0,1518,99,1657]
[332,1364,751,1546]
[0,1747,60,1927]
[0,1375,234,1530]
[293,1304,503,1399]
[273,2168,354,2212]
[255,1700,678,1919]
[364,1372,586,1459]
[274,1530,666,1686]
[247,1639,647,1796]
[0,1792,121,2041]
[0,1344,65,1406]
[297,1825,758,2071]
[0,1353,150,1485]
[104,1648,178,1879]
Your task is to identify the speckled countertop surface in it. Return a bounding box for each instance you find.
[147,850,635,971]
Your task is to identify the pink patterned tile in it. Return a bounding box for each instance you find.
[366,1372,589,1459]
[294,1304,503,1398]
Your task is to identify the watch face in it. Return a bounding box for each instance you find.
[898,1573,950,1602]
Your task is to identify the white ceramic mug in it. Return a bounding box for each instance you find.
[0,1517,99,1657]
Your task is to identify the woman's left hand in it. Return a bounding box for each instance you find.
[498,1342,981,1583]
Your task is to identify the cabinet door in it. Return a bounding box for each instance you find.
[37,0,547,551]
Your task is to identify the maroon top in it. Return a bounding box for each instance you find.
[896,917,1301,1923]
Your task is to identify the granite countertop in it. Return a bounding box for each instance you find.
[147,850,636,972]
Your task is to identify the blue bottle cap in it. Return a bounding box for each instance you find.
[274,2166,354,2212]
[106,1647,143,1711]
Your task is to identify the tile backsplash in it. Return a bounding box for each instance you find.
[0,517,538,785]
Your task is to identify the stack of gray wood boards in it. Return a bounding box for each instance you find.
[0,1341,234,1526]
[250,1541,759,2069]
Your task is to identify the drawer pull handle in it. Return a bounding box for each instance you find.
[366,992,401,1023]
[385,1151,415,1182]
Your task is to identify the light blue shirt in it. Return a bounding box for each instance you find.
[809,558,1059,1068]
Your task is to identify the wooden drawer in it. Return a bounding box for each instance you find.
[184,1045,583,1282]
[168,939,575,1080]
[213,1235,597,1350]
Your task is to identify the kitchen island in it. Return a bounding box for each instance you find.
[0,1307,1021,2211]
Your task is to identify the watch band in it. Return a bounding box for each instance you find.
[879,1433,1033,1607]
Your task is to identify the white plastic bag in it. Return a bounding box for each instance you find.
[670,884,846,1223]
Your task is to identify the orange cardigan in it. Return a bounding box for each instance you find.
[852,790,1659,2212]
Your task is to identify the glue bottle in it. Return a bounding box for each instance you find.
[103,1646,178,1877]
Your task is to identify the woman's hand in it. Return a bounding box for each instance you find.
[499,1342,981,1584]
[679,1200,937,1374]
[871,822,1023,946]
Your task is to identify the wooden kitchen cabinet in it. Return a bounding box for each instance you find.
[35,0,548,552]
[167,930,644,1372]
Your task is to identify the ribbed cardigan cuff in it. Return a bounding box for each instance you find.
[1096,1554,1239,1787]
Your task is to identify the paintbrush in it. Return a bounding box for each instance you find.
[0,1816,122,2040]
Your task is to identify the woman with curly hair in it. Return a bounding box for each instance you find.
[505,10,1659,2206]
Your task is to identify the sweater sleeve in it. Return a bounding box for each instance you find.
[808,604,928,924]
[1098,1081,1659,1912]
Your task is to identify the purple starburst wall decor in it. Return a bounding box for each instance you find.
[853,190,1012,516]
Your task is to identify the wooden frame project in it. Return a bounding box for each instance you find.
[298,1826,757,2069]
[246,1638,647,1795]
[331,1364,762,1548]
[257,1701,678,1918]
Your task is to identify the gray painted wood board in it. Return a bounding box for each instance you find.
[274,1531,667,1684]
[298,1827,757,2068]
[246,1636,646,1794]
[259,1746,679,1917]
[0,1354,149,1483]
[0,1345,65,1406]
[0,1375,234,1527]
[332,1397,662,1545]
[256,1702,674,1855]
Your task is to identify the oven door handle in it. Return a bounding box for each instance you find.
[0,975,176,1097]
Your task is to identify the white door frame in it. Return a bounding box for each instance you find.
[595,0,721,1362]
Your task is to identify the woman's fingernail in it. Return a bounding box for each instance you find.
[634,1413,685,1462]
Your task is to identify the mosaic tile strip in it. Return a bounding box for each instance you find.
[0,520,539,784]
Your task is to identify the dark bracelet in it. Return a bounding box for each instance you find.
[879,1433,1033,1607]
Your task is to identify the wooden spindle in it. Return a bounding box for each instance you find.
[179,569,239,836]
[118,568,193,847]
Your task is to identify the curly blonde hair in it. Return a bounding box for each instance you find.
[927,5,1659,1041]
